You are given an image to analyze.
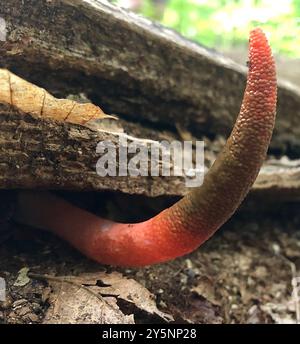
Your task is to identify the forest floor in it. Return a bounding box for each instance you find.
[1,198,299,324]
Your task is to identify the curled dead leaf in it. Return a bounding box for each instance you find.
[0,68,116,126]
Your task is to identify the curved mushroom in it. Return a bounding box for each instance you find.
[15,28,277,267]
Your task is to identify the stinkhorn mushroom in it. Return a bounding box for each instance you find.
[14,28,277,267]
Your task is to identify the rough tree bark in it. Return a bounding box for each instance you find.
[0,0,299,202]
[0,103,299,202]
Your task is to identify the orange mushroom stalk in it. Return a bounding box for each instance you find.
[15,28,277,267]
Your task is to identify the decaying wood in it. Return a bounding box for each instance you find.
[0,103,187,196]
[0,0,299,203]
[0,0,300,156]
[0,104,299,202]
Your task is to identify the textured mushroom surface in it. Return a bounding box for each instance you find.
[16,28,277,267]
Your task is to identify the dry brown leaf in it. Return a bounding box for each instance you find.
[30,271,172,324]
[0,68,116,126]
[70,271,173,323]
[40,275,134,324]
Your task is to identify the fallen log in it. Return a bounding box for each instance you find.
[0,0,300,156]
[0,104,299,203]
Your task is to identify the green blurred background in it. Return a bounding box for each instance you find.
[113,0,300,57]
